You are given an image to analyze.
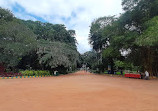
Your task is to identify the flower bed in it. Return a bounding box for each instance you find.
[0,72,22,77]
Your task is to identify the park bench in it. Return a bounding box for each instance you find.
[124,73,141,79]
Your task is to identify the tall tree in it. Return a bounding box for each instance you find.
[37,40,79,73]
[0,8,37,68]
[89,0,158,76]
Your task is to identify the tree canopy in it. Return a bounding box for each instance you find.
[89,0,158,76]
[0,8,37,67]
[0,7,79,73]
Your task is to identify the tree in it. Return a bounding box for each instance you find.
[120,0,158,76]
[135,16,158,76]
[37,40,79,73]
[0,7,79,73]
[81,51,98,69]
[0,9,37,68]
[20,20,78,72]
[89,16,123,73]
[88,0,158,76]
[21,21,77,46]
[89,16,116,52]
[121,0,158,32]
[0,7,13,23]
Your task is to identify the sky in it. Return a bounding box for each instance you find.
[0,0,123,54]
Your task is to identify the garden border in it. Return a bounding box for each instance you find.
[0,75,53,79]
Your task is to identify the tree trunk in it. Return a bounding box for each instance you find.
[142,47,158,77]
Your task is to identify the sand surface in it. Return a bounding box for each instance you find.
[0,71,158,111]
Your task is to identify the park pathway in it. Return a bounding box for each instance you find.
[0,71,158,111]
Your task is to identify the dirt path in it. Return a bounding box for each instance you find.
[0,71,158,111]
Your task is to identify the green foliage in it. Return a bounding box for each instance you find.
[102,47,121,58]
[0,7,14,23]
[0,7,79,73]
[122,0,139,11]
[122,0,158,27]
[114,60,126,68]
[104,71,108,74]
[37,40,79,69]
[89,16,122,73]
[21,20,77,46]
[0,9,37,67]
[115,72,125,75]
[136,16,158,46]
[104,71,125,75]
[89,16,116,51]
[20,70,50,76]
[89,0,158,76]
[81,51,99,69]
[19,19,79,72]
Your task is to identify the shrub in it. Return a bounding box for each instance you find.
[104,71,108,74]
[20,70,51,76]
[115,72,125,75]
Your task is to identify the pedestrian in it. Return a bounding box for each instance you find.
[140,72,144,79]
[87,67,89,72]
[145,71,149,80]
[54,70,58,76]
[120,69,123,75]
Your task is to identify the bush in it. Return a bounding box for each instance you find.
[20,70,51,76]
[115,72,125,75]
[104,71,125,75]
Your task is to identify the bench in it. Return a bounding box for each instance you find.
[125,73,141,79]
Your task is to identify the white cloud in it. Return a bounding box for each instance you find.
[14,12,37,21]
[0,0,15,9]
[0,0,123,54]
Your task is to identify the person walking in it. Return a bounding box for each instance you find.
[145,71,149,80]
[54,70,58,76]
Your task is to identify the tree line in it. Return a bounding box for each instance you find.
[88,0,158,76]
[0,7,80,74]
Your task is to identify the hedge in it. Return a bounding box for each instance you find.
[20,70,51,76]
[104,71,125,75]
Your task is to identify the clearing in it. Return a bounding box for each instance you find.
[0,71,158,111]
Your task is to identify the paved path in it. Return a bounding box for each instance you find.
[0,71,158,111]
